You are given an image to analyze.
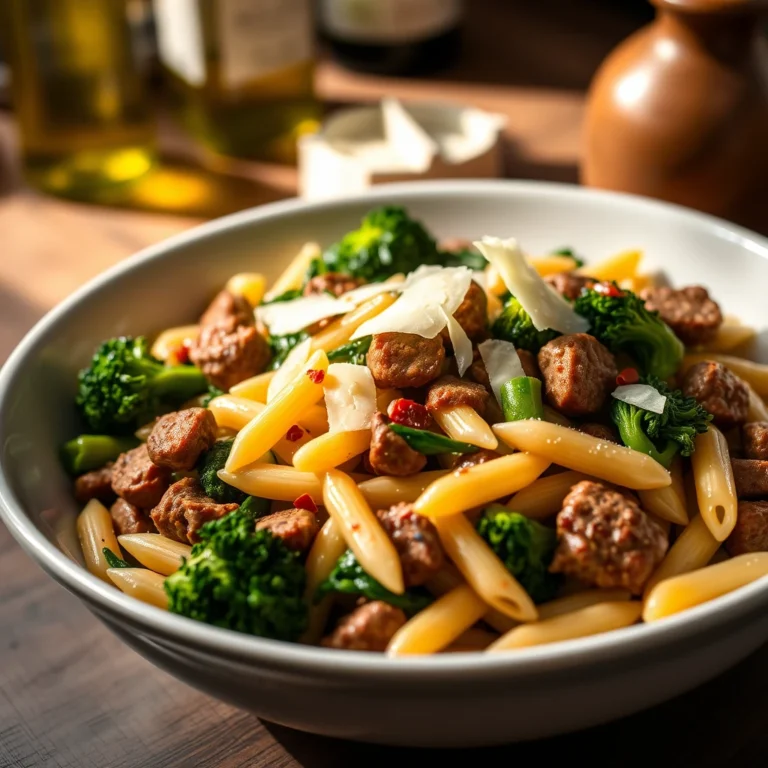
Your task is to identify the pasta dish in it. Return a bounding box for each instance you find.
[64,206,768,655]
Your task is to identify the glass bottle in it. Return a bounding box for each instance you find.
[2,0,156,202]
[152,0,321,164]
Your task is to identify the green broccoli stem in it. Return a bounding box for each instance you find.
[613,324,684,382]
[61,434,139,475]
[500,377,544,422]
[614,408,679,468]
[151,365,209,402]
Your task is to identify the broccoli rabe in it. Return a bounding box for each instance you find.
[61,434,138,474]
[261,289,303,305]
[551,246,585,268]
[268,331,309,371]
[103,548,131,568]
[327,336,372,365]
[76,337,208,434]
[316,549,433,615]
[196,439,246,504]
[441,246,487,271]
[573,284,684,379]
[201,385,225,407]
[165,504,307,640]
[491,296,560,352]
[476,505,559,603]
[610,375,712,467]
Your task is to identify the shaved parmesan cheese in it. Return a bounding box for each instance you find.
[342,280,400,305]
[324,363,377,433]
[478,339,526,405]
[256,294,355,335]
[441,307,472,377]
[267,337,311,402]
[612,384,667,414]
[473,236,589,335]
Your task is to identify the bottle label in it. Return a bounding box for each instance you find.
[153,0,206,86]
[320,0,461,44]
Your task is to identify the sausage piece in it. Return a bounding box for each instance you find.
[321,601,407,651]
[255,508,319,553]
[74,464,115,504]
[544,272,596,301]
[743,422,768,460]
[199,289,254,329]
[725,501,768,556]
[367,413,426,477]
[303,273,364,297]
[452,449,501,471]
[682,361,749,429]
[367,332,445,389]
[731,459,768,500]
[147,408,217,471]
[110,498,155,536]
[425,375,489,415]
[640,286,722,347]
[443,280,487,342]
[550,480,668,594]
[111,444,171,509]
[537,334,617,417]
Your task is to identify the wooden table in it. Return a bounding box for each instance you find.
[2,2,767,766]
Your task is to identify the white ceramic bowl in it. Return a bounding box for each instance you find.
[2,181,768,747]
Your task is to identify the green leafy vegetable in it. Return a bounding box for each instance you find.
[76,336,208,434]
[573,284,684,379]
[261,289,303,305]
[500,377,544,422]
[268,331,310,371]
[165,504,307,640]
[201,385,225,407]
[327,336,372,365]
[103,548,131,569]
[315,549,433,615]
[388,424,479,455]
[197,439,247,504]
[441,246,487,271]
[551,246,585,268]
[477,505,559,603]
[61,434,139,475]
[491,296,560,352]
[610,375,712,467]
[239,494,272,520]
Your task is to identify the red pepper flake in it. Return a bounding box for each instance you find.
[387,398,432,429]
[351,523,361,532]
[293,493,318,514]
[286,424,304,442]
[170,341,191,365]
[306,369,325,384]
[594,281,624,298]
[616,367,640,386]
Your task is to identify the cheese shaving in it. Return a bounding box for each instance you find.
[612,383,667,415]
[324,363,378,433]
[267,337,311,402]
[477,339,526,405]
[256,294,356,335]
[473,236,589,335]
[441,307,473,377]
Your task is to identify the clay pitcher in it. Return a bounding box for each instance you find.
[582,0,768,234]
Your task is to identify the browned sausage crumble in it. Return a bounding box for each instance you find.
[367,332,445,389]
[303,273,364,297]
[743,422,768,461]
[111,444,172,509]
[682,361,749,429]
[110,498,155,536]
[255,508,320,553]
[367,412,426,477]
[726,501,768,556]
[147,407,217,471]
[731,459,768,500]
[321,601,407,651]
[640,286,722,347]
[74,464,115,504]
[544,272,596,301]
[442,280,488,342]
[425,375,489,415]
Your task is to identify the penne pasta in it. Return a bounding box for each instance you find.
[107,568,168,610]
[387,584,489,656]
[643,553,768,622]
[643,514,720,598]
[322,470,404,595]
[414,453,550,519]
[219,463,324,501]
[690,426,737,541]
[309,292,398,353]
[263,241,320,301]
[229,370,274,402]
[698,319,756,353]
[637,456,688,526]
[226,272,267,307]
[150,325,199,363]
[432,513,537,622]
[537,589,633,620]
[292,429,371,473]
[493,420,672,490]
[528,254,579,276]
[77,499,124,583]
[746,383,768,422]
[225,349,329,472]
[506,470,590,519]
[444,628,500,652]
[487,601,642,651]
[682,353,768,396]
[357,470,449,510]
[117,533,191,576]
[619,274,653,293]
[576,249,641,282]
[432,405,498,450]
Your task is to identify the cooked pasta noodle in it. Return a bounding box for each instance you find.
[229,371,274,402]
[117,533,191,576]
[528,254,579,276]
[432,405,498,450]
[292,430,371,473]
[150,325,199,363]
[263,242,320,301]
[77,499,123,583]
[218,464,324,501]
[357,471,450,509]
[506,470,589,519]
[576,249,641,282]
[226,272,267,307]
[309,292,398,353]
[637,456,688,526]
[107,568,168,609]
[537,589,633,620]
[444,628,500,652]
[699,319,756,353]
[690,426,737,541]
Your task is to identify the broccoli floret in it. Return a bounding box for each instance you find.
[76,337,208,434]
[573,284,684,379]
[491,296,560,352]
[610,374,712,467]
[268,331,309,371]
[196,439,246,504]
[316,549,433,615]
[61,434,138,474]
[440,246,487,271]
[307,206,441,283]
[551,246,585,268]
[165,504,307,640]
[476,505,559,603]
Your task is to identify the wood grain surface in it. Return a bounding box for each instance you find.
[2,2,767,766]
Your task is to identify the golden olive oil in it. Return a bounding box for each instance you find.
[2,0,156,201]
[153,0,321,164]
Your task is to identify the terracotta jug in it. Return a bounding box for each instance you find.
[582,0,768,234]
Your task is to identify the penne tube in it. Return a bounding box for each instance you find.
[444,628,500,652]
[746,384,768,422]
[542,405,573,428]
[682,353,768,396]
[537,589,633,620]
[432,513,537,622]
[117,533,191,576]
[576,249,642,282]
[698,320,756,354]
[309,292,398,353]
[643,514,720,598]
[292,429,371,473]
[528,254,579,276]
[493,421,672,490]
[506,470,590,519]
[387,584,489,656]
[295,404,329,435]
[225,350,329,472]
[107,568,168,610]
[413,453,551,519]
[432,405,498,450]
[229,370,273,402]
[150,325,199,363]
[226,272,267,307]
[77,499,124,583]
[638,456,688,526]
[357,470,449,510]
[263,241,320,301]
[219,463,323,501]
[690,426,737,541]
[487,601,642,652]
[643,553,768,622]
[619,274,653,293]
[322,470,404,595]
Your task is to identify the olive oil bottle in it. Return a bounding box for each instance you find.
[2,0,156,202]
[152,0,321,164]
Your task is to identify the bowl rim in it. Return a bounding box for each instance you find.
[3,178,768,681]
